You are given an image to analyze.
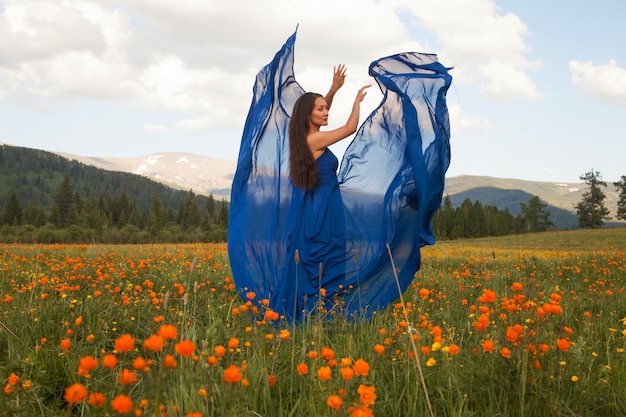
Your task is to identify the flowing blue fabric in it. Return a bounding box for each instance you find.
[228,30,452,322]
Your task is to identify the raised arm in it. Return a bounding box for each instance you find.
[308,85,371,155]
[324,65,347,110]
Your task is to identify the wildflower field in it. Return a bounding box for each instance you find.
[1,228,625,416]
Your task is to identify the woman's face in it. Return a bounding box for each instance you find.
[308,97,329,129]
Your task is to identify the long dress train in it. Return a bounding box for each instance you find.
[228,29,452,322]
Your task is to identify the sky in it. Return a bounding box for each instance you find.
[1,0,625,183]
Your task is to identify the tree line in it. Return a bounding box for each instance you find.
[432,195,554,240]
[0,173,229,244]
[433,169,626,241]
[2,161,625,244]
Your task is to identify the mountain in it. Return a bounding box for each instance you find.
[54,151,622,215]
[0,144,214,214]
[3,143,624,229]
[55,151,236,199]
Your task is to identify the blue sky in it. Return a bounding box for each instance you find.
[1,0,625,183]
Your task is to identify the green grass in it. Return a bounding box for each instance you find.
[0,229,625,416]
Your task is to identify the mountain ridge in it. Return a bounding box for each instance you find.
[53,150,621,217]
[3,143,622,226]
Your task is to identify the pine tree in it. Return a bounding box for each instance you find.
[614,175,626,221]
[575,169,611,229]
[3,190,23,226]
[148,195,165,235]
[50,174,79,228]
[218,198,229,227]
[179,190,201,231]
[518,196,554,232]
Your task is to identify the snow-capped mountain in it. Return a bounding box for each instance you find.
[56,151,237,199]
[49,148,621,224]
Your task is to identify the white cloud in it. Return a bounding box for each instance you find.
[569,59,626,106]
[448,102,493,133]
[0,0,543,136]
[479,59,543,101]
[394,0,541,101]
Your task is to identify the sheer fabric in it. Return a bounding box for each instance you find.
[228,30,452,322]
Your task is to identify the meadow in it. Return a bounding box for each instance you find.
[1,228,625,416]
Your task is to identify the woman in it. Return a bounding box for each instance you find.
[228,30,452,322]
[286,82,371,318]
[288,83,370,190]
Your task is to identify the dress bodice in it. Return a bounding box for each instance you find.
[316,148,339,186]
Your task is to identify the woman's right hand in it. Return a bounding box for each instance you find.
[355,85,371,103]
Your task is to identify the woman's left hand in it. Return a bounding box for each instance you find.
[330,64,347,91]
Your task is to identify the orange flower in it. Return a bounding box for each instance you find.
[477,289,496,303]
[87,392,105,407]
[357,384,377,406]
[59,338,71,350]
[114,334,136,353]
[110,394,134,414]
[373,344,385,355]
[223,365,243,384]
[321,347,335,360]
[264,309,279,321]
[158,324,178,340]
[511,282,524,291]
[64,383,87,405]
[118,368,138,385]
[214,345,227,357]
[556,337,571,352]
[447,344,461,355]
[143,335,165,351]
[102,354,118,369]
[207,356,218,366]
[245,291,256,300]
[506,327,520,343]
[340,367,355,380]
[307,350,318,359]
[7,373,19,386]
[185,413,203,417]
[175,340,195,357]
[481,340,495,353]
[132,356,149,371]
[77,355,99,376]
[327,394,343,410]
[279,329,290,341]
[296,363,309,376]
[317,366,332,381]
[164,354,177,368]
[267,374,277,387]
[348,404,374,417]
[500,347,512,359]
[227,337,240,349]
[353,359,370,376]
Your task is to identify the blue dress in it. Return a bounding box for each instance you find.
[228,30,452,322]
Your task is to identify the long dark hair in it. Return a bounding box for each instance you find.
[289,92,321,190]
